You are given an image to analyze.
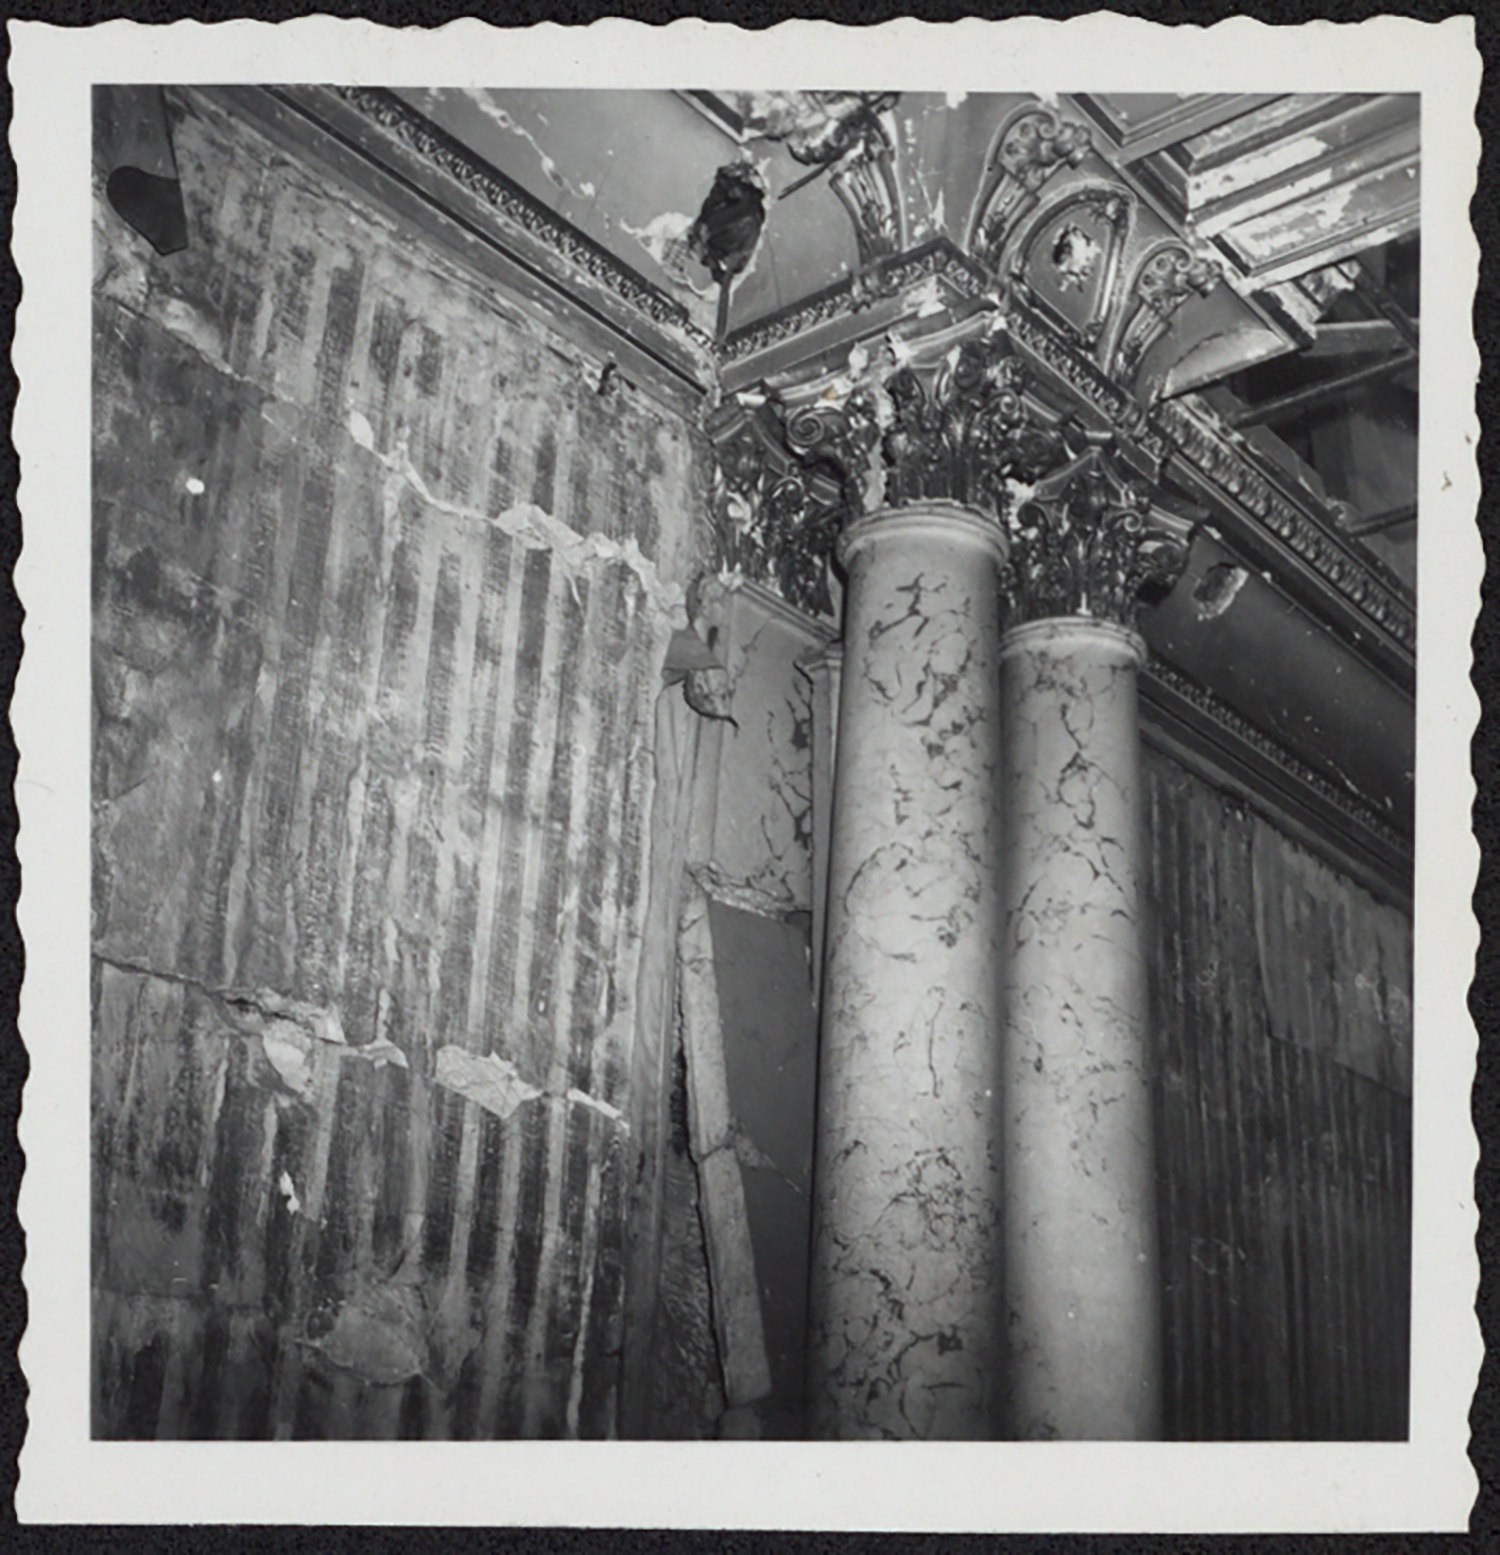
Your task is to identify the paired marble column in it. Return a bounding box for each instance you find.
[780,328,1186,1438]
[998,616,1160,1439]
[989,451,1187,1438]
[806,501,1007,1440]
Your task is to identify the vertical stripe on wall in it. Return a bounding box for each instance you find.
[90,89,703,1438]
[1143,752,1412,1440]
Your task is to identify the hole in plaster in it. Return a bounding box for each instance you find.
[1192,562,1250,621]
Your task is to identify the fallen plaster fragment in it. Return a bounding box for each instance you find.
[688,860,798,921]
[223,986,408,1094]
[683,665,737,728]
[346,408,377,452]
[565,1087,626,1126]
[259,1019,325,1097]
[433,1045,628,1130]
[678,883,774,1406]
[92,952,411,1087]
[434,1046,541,1118]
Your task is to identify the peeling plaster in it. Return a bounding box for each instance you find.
[433,1043,628,1129]
[1193,134,1332,206]
[458,88,600,206]
[344,406,686,620]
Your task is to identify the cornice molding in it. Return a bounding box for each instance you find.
[1141,655,1411,907]
[320,87,713,350]
[718,240,991,366]
[1151,398,1416,656]
[1000,298,1414,663]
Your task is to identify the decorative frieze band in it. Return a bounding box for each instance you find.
[326,86,710,345]
[1151,399,1416,653]
[718,240,990,365]
[1002,300,1413,656]
[1143,656,1410,861]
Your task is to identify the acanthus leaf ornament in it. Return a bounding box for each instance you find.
[879,331,1069,520]
[706,394,874,617]
[1000,447,1195,631]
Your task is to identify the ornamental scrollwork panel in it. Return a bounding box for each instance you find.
[966,105,1093,276]
[1005,184,1136,353]
[1108,242,1224,385]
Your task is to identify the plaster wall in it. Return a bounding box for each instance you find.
[90,88,707,1439]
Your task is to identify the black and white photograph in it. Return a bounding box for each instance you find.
[12,14,1482,1531]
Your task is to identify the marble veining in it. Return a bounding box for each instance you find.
[999,617,1161,1440]
[808,504,1005,1439]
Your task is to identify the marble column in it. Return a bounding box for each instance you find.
[996,451,1189,1439]
[807,500,1006,1440]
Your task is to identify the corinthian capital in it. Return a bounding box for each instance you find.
[1000,447,1194,631]
[706,394,874,616]
[876,326,1068,520]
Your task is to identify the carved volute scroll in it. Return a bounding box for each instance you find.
[706,395,874,617]
[1000,447,1194,631]
[967,105,1093,275]
[1109,242,1224,383]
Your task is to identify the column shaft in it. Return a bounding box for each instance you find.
[999,617,1161,1439]
[807,502,1005,1440]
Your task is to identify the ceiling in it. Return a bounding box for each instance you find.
[393,87,1418,589]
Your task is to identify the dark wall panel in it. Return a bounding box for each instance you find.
[1144,751,1412,1439]
[91,89,706,1438]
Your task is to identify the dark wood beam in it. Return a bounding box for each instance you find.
[1350,258,1420,350]
[1346,502,1417,537]
[1306,319,1406,358]
[1228,349,1417,428]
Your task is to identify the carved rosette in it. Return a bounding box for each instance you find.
[1000,449,1193,631]
[880,332,1068,519]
